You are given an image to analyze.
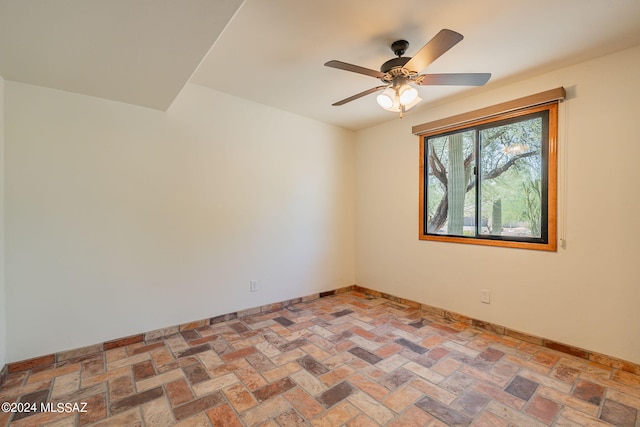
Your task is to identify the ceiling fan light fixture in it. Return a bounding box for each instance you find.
[398,84,418,105]
[376,88,396,109]
[377,85,422,113]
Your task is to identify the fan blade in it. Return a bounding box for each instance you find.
[417,73,491,86]
[332,85,388,106]
[404,29,464,73]
[325,60,386,79]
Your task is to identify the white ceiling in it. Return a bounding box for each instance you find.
[0,0,244,110]
[2,0,640,130]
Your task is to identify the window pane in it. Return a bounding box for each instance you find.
[426,130,476,236]
[478,116,543,238]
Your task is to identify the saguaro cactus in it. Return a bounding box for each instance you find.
[491,199,502,236]
[447,133,465,235]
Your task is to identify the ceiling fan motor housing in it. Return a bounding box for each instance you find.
[380,39,412,75]
[380,56,411,74]
[380,40,415,84]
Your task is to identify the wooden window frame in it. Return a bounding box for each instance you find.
[417,91,562,251]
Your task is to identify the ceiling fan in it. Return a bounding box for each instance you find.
[325,29,491,116]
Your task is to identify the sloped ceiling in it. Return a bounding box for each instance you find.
[0,0,244,110]
[1,0,640,130]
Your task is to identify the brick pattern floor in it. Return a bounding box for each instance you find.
[1,291,639,426]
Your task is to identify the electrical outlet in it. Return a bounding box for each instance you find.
[480,289,491,304]
[250,280,258,292]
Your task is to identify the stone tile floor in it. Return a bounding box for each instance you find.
[1,291,639,426]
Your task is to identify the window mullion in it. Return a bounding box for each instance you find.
[475,129,481,237]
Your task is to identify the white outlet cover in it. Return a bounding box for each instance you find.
[480,289,491,304]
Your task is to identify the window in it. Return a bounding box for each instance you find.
[417,93,561,251]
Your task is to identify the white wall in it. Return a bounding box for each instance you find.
[355,45,640,364]
[4,82,355,362]
[4,47,639,367]
[0,75,6,368]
